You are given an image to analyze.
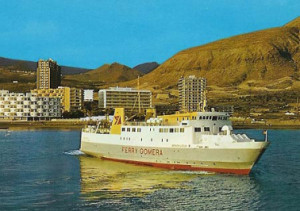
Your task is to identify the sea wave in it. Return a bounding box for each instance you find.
[64,150,85,156]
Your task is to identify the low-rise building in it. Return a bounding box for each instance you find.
[31,87,83,112]
[83,89,94,102]
[98,87,152,112]
[0,90,61,120]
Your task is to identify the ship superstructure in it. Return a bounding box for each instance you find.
[80,108,269,175]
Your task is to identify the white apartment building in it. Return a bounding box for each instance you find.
[0,90,61,120]
[98,87,152,112]
[83,89,94,102]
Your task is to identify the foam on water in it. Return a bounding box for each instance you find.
[64,150,85,156]
[168,170,215,175]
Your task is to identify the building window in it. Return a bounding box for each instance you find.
[159,128,163,133]
[194,127,201,132]
[212,116,217,121]
[175,128,179,133]
[204,127,210,132]
[127,128,130,132]
[180,128,184,133]
[132,128,136,132]
[163,128,168,133]
[137,128,141,132]
[170,128,174,133]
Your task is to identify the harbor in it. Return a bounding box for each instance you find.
[0,129,299,210]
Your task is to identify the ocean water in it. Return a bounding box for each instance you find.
[0,129,299,210]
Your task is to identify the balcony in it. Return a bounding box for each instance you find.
[30,112,37,117]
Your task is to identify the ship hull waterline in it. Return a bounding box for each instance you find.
[80,138,269,175]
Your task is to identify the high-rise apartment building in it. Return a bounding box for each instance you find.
[31,87,83,112]
[36,58,61,89]
[178,75,207,112]
[98,87,152,112]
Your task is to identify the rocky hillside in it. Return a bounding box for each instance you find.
[123,17,299,91]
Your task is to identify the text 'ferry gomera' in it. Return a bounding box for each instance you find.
[80,108,269,175]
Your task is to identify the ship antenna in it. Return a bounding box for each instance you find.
[138,76,141,114]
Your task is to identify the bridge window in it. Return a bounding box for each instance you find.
[204,127,210,132]
[194,127,201,132]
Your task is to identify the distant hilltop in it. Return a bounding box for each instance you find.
[133,62,159,74]
[0,57,91,75]
[62,62,144,89]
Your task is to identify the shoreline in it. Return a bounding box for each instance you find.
[0,120,95,130]
[1,120,300,130]
[233,123,300,130]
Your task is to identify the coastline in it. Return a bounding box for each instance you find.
[1,120,300,130]
[0,120,95,130]
[233,123,300,130]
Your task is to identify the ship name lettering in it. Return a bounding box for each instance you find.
[122,146,136,154]
[140,148,163,156]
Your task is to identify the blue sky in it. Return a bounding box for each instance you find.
[0,0,299,69]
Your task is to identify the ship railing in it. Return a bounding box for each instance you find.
[82,125,110,134]
[231,134,254,142]
[124,121,180,127]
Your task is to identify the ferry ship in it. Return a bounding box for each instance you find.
[80,108,269,175]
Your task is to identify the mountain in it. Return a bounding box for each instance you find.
[62,62,143,88]
[133,62,159,74]
[0,57,91,75]
[0,57,37,71]
[123,17,300,91]
[60,66,91,75]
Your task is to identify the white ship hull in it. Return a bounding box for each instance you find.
[80,131,269,175]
